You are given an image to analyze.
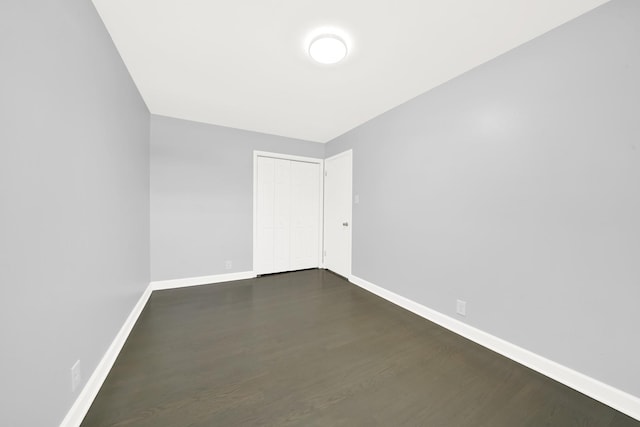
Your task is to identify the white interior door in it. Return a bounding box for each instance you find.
[254,153,322,275]
[323,150,352,278]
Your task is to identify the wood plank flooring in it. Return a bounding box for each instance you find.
[81,269,639,426]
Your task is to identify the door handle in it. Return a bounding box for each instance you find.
[342,222,349,227]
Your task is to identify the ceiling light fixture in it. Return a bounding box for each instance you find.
[308,34,348,64]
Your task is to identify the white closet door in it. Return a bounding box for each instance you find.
[256,157,276,274]
[273,158,291,272]
[290,161,320,270]
[255,154,321,275]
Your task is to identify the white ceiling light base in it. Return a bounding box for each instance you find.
[309,34,348,64]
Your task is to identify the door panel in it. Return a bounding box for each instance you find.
[290,161,320,270]
[324,150,352,278]
[256,157,276,274]
[273,159,291,272]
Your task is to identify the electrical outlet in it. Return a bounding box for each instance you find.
[71,360,82,392]
[224,260,232,270]
[456,299,467,317]
[354,194,360,204]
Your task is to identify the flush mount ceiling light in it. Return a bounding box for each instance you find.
[308,34,348,64]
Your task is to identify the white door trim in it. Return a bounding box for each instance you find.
[324,149,353,162]
[323,149,353,277]
[253,151,324,274]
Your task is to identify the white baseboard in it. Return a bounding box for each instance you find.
[348,274,640,421]
[60,270,257,427]
[59,284,154,427]
[150,271,256,291]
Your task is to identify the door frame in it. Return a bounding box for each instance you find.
[253,151,325,274]
[323,149,353,278]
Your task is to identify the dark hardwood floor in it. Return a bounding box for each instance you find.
[82,269,639,426]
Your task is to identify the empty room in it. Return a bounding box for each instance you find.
[2,0,640,426]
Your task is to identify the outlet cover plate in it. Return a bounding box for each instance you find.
[456,299,467,317]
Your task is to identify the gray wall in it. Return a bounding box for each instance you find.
[0,1,150,426]
[150,115,324,281]
[326,0,640,397]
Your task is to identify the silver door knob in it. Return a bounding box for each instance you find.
[342,222,349,227]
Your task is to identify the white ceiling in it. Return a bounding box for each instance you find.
[92,0,609,143]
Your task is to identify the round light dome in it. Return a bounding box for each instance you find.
[308,34,347,64]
